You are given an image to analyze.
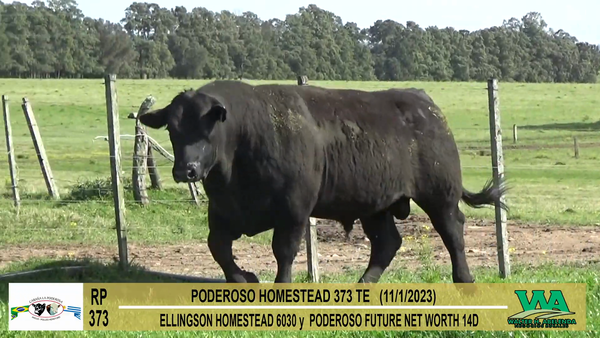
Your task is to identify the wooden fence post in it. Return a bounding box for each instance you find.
[132,96,155,205]
[2,95,20,209]
[147,146,162,189]
[188,182,201,206]
[305,217,320,282]
[297,75,308,86]
[21,97,60,200]
[105,74,129,270]
[295,78,318,282]
[132,125,148,205]
[128,109,162,190]
[487,78,510,278]
[573,137,579,159]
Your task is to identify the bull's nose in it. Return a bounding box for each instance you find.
[173,163,200,183]
[186,163,198,180]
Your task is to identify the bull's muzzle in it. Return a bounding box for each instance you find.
[173,163,202,183]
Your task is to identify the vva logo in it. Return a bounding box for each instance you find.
[507,290,577,329]
[11,296,81,322]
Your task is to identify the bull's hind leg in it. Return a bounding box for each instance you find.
[358,211,402,283]
[207,207,259,283]
[419,202,473,283]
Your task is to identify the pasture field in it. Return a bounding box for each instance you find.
[0,79,599,337]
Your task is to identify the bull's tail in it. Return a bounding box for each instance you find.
[461,178,509,211]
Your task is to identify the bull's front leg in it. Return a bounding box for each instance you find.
[207,209,259,283]
[272,222,306,283]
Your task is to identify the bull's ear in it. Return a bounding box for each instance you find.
[207,104,227,123]
[138,107,169,129]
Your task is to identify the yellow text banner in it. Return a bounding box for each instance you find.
[82,283,586,331]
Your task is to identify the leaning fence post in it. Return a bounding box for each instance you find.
[21,97,60,200]
[188,183,200,206]
[146,145,162,189]
[2,95,20,209]
[487,78,510,278]
[132,96,155,205]
[105,74,129,270]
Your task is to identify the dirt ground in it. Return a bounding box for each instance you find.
[1,215,598,279]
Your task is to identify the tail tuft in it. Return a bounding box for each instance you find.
[461,178,510,211]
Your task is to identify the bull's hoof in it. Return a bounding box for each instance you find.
[454,283,478,297]
[453,274,475,284]
[357,272,380,284]
[226,274,249,283]
[225,271,260,283]
[242,271,260,283]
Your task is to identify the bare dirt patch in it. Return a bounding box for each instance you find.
[1,215,598,279]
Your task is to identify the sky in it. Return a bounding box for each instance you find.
[23,0,600,45]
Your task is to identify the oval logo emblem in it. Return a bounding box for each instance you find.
[28,300,64,318]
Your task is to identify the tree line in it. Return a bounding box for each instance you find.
[1,0,599,83]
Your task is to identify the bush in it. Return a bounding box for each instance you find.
[67,177,133,201]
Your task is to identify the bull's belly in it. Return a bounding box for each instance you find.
[208,191,315,238]
[215,207,278,238]
[312,189,405,222]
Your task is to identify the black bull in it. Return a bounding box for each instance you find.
[139,81,508,284]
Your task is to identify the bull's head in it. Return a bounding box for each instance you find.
[32,303,46,316]
[138,90,227,183]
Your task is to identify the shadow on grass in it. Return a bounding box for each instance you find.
[60,176,206,206]
[520,120,600,131]
[0,259,224,304]
[0,191,54,201]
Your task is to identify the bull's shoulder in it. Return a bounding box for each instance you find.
[198,81,266,109]
[200,80,254,92]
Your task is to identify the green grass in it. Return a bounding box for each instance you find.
[0,79,598,248]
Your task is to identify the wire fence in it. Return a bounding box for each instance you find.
[449,121,600,227]
[0,85,214,280]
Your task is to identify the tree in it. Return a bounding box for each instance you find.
[0,2,597,82]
